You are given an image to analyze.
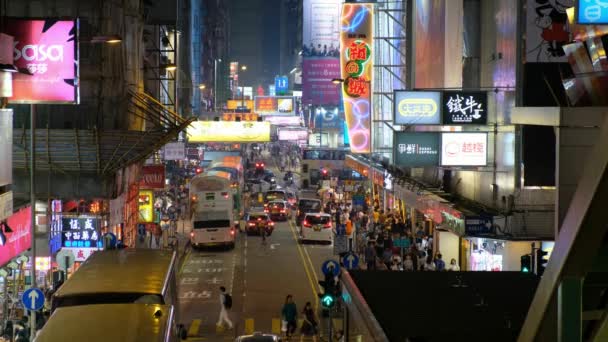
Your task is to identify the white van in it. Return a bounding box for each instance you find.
[191,210,236,249]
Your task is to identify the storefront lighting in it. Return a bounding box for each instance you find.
[91,35,122,44]
[331,78,344,84]
[163,63,177,71]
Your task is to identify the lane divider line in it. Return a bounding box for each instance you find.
[286,218,320,312]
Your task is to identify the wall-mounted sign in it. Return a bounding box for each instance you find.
[340,2,374,153]
[140,165,166,189]
[61,216,101,248]
[393,132,440,167]
[465,216,494,235]
[314,106,343,129]
[187,121,271,142]
[308,132,330,147]
[222,113,259,121]
[138,190,155,223]
[62,247,99,262]
[265,115,302,126]
[576,0,608,24]
[279,129,309,141]
[163,142,185,161]
[441,132,488,166]
[275,76,289,94]
[1,207,32,267]
[254,96,295,115]
[393,91,441,125]
[3,19,79,104]
[226,100,253,110]
[443,91,488,124]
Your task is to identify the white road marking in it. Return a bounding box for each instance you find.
[270,243,280,250]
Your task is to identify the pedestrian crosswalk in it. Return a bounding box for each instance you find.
[185,317,344,339]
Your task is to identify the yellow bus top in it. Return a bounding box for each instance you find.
[53,249,176,300]
[35,304,175,342]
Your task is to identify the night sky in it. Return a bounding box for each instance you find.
[230,0,282,90]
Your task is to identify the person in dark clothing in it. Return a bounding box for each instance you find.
[281,295,298,338]
[300,302,318,341]
[364,241,377,270]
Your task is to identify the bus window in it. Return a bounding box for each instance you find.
[310,169,321,185]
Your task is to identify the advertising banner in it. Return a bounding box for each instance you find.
[1,206,32,267]
[140,165,166,189]
[279,129,309,141]
[61,216,101,248]
[0,109,12,187]
[340,2,374,153]
[393,91,442,125]
[109,194,125,227]
[254,96,295,115]
[138,190,154,223]
[227,99,253,110]
[187,121,271,142]
[443,91,488,125]
[526,0,573,62]
[3,19,79,103]
[393,132,440,167]
[222,113,259,121]
[265,115,302,126]
[441,132,488,166]
[163,142,185,161]
[313,106,343,130]
[302,0,342,105]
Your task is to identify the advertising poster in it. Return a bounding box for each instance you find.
[1,207,32,266]
[393,91,442,125]
[3,19,79,103]
[302,0,342,106]
[526,0,574,62]
[187,121,271,142]
[254,96,295,115]
[313,106,343,130]
[138,190,154,223]
[265,115,302,126]
[140,165,166,189]
[278,129,309,141]
[393,132,440,167]
[442,91,488,125]
[340,2,374,153]
[441,132,488,166]
[226,99,253,110]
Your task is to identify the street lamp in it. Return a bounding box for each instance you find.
[199,84,206,90]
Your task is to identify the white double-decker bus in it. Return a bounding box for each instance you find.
[189,171,237,249]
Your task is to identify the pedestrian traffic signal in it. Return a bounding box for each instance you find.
[520,254,531,273]
[320,293,335,308]
[536,249,549,276]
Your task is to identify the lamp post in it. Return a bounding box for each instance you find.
[214,58,222,111]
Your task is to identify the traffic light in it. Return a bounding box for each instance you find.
[536,249,549,276]
[521,254,531,273]
[320,293,335,308]
[321,168,329,179]
[520,254,531,273]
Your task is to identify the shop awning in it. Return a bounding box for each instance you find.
[12,91,193,176]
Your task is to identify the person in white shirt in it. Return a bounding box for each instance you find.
[423,255,436,271]
[447,258,460,271]
[217,286,233,329]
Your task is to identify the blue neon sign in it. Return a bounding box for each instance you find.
[577,0,608,24]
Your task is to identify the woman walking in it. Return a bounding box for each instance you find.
[281,295,298,339]
[300,302,318,342]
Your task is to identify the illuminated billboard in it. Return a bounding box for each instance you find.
[3,19,79,104]
[393,132,440,167]
[441,133,488,166]
[340,2,374,153]
[254,96,296,115]
[138,190,154,223]
[265,115,302,126]
[226,99,253,110]
[393,91,442,125]
[187,121,271,142]
[278,129,309,141]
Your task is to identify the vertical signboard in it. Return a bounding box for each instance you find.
[1,207,32,267]
[3,19,79,103]
[302,0,342,106]
[340,2,374,153]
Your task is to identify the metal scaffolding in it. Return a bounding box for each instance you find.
[144,24,178,115]
[373,0,407,161]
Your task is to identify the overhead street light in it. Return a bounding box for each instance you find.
[241,65,247,71]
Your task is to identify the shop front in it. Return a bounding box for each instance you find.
[463,237,543,271]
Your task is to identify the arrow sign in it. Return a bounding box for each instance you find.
[22,288,45,311]
[342,253,359,270]
[321,259,340,276]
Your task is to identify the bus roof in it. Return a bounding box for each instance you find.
[53,249,176,299]
[36,304,175,342]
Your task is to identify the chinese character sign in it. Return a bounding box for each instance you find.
[443,91,488,125]
[3,19,79,104]
[340,3,373,153]
[393,91,442,125]
[577,0,608,24]
[60,217,101,248]
[441,133,488,166]
[393,133,440,167]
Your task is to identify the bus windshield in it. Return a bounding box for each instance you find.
[194,220,231,229]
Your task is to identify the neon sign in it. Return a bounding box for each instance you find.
[340,3,373,153]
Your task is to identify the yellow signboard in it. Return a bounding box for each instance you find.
[187,121,271,143]
[227,100,253,110]
[138,190,154,223]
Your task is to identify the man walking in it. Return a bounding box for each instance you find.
[217,286,234,329]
